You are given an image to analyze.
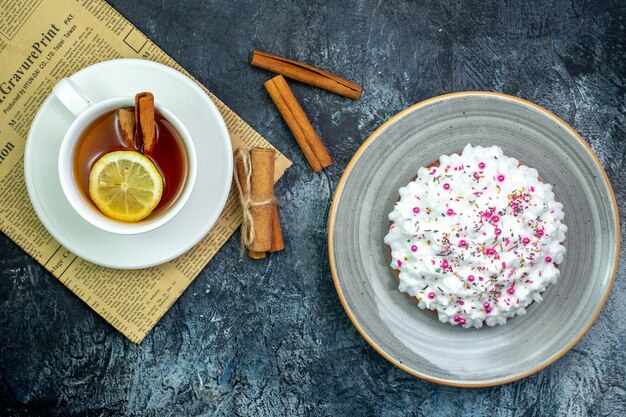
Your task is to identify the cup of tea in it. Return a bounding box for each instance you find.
[54,78,198,234]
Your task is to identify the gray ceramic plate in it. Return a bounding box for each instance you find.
[328,92,620,387]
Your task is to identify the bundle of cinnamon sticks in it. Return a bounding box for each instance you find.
[234,147,284,259]
[251,49,362,172]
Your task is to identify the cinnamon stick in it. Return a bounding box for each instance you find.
[117,108,135,148]
[264,75,332,172]
[235,153,266,259]
[269,204,285,252]
[248,249,267,260]
[135,92,156,155]
[251,49,362,100]
[249,148,275,253]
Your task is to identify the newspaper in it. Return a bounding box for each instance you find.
[0,0,291,343]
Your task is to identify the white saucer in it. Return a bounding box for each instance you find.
[24,59,233,269]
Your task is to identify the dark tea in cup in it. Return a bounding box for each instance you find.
[73,106,188,220]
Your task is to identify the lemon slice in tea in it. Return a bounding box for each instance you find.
[89,150,163,222]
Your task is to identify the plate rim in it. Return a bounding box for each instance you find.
[327,91,621,387]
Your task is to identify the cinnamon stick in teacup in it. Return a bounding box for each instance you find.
[135,92,156,155]
[117,108,135,148]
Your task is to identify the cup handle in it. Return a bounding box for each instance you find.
[52,78,93,116]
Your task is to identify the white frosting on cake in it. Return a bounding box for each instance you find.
[384,144,567,328]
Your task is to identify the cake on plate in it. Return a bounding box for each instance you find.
[384,144,567,328]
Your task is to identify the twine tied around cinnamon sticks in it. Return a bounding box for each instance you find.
[234,147,284,259]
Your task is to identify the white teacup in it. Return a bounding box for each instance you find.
[54,78,198,235]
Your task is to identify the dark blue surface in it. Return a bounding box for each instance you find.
[1,1,625,415]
